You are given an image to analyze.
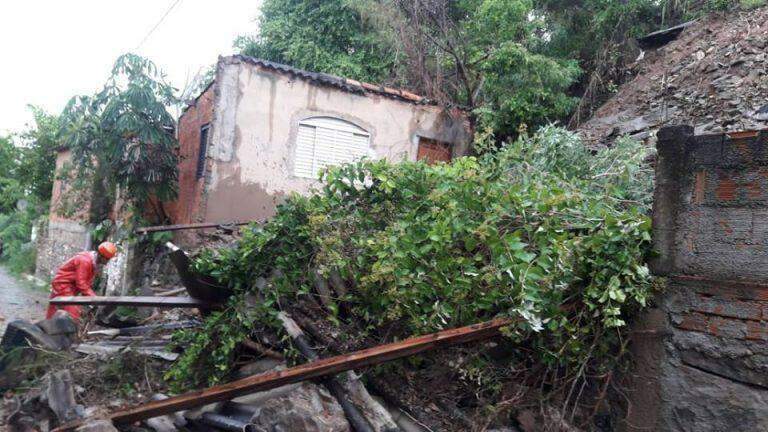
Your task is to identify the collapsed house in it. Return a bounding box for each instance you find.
[34,54,471,288]
[14,7,768,432]
[167,55,471,229]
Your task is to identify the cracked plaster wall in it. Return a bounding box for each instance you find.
[197,56,471,223]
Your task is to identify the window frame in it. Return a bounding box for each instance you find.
[293,117,372,179]
[196,124,210,179]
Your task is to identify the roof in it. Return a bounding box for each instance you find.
[229,55,433,105]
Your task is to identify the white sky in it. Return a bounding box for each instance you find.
[0,0,263,134]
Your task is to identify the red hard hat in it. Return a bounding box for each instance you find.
[98,242,118,260]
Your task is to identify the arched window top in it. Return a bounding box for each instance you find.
[299,116,369,136]
[294,116,373,179]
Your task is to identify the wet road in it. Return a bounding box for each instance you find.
[0,266,48,335]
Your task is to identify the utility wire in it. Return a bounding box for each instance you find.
[135,0,183,50]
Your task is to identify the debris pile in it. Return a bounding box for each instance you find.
[578,6,768,146]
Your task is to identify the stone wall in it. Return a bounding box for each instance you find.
[625,125,768,431]
[35,219,91,282]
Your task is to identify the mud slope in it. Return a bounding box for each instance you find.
[578,7,768,147]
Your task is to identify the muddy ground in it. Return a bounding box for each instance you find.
[0,266,48,335]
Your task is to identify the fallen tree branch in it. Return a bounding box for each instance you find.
[54,317,514,430]
[278,312,377,432]
[155,287,188,297]
[241,338,284,361]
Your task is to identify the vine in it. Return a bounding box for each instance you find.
[168,127,656,425]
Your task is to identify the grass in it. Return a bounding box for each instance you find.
[740,0,766,9]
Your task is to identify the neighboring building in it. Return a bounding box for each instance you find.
[35,149,93,281]
[167,55,472,225]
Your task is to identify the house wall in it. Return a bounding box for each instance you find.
[35,149,92,281]
[197,56,471,223]
[167,84,215,224]
[623,126,768,431]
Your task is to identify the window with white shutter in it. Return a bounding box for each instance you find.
[294,117,372,179]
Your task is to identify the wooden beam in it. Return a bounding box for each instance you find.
[135,221,254,234]
[49,296,216,308]
[54,317,513,430]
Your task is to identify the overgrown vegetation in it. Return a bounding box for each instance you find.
[0,108,59,274]
[168,127,655,425]
[234,0,396,84]
[59,53,179,224]
[234,0,717,140]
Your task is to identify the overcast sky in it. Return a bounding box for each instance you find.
[0,0,262,134]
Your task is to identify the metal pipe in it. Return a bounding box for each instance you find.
[199,413,256,431]
[221,401,257,421]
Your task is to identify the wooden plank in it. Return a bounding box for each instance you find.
[49,296,215,308]
[54,317,513,430]
[135,221,254,234]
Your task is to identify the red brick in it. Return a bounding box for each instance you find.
[677,313,708,333]
[745,320,768,341]
[166,85,215,224]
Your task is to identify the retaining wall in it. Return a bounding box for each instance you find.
[627,125,768,431]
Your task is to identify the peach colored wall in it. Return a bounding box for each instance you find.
[197,56,471,223]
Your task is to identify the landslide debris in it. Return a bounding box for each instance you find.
[578,7,768,147]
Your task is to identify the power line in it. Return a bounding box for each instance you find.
[135,0,183,50]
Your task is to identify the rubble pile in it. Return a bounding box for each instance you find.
[578,6,768,146]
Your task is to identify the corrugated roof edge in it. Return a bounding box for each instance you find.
[180,78,216,116]
[229,54,436,106]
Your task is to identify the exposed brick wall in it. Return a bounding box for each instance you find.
[36,149,92,281]
[626,126,768,431]
[166,84,215,225]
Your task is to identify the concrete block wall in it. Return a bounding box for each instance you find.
[35,220,91,282]
[627,126,768,431]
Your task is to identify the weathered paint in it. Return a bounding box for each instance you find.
[166,84,215,224]
[624,126,768,431]
[188,56,471,223]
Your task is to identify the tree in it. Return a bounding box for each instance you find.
[17,106,60,202]
[234,0,398,84]
[537,0,704,126]
[59,53,179,223]
[365,0,580,139]
[0,135,22,213]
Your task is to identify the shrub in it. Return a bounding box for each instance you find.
[167,126,656,415]
[0,204,42,275]
[740,0,766,9]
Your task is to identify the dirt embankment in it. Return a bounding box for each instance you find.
[578,7,768,147]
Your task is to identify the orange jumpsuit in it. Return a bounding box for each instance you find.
[46,251,98,321]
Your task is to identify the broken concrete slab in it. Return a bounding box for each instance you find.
[0,319,72,389]
[248,381,351,432]
[74,419,119,432]
[637,20,696,50]
[42,370,84,424]
[36,311,78,336]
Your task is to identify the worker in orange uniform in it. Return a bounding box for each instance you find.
[46,242,118,321]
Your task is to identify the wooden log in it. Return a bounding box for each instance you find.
[277,312,376,432]
[53,317,512,430]
[49,296,216,308]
